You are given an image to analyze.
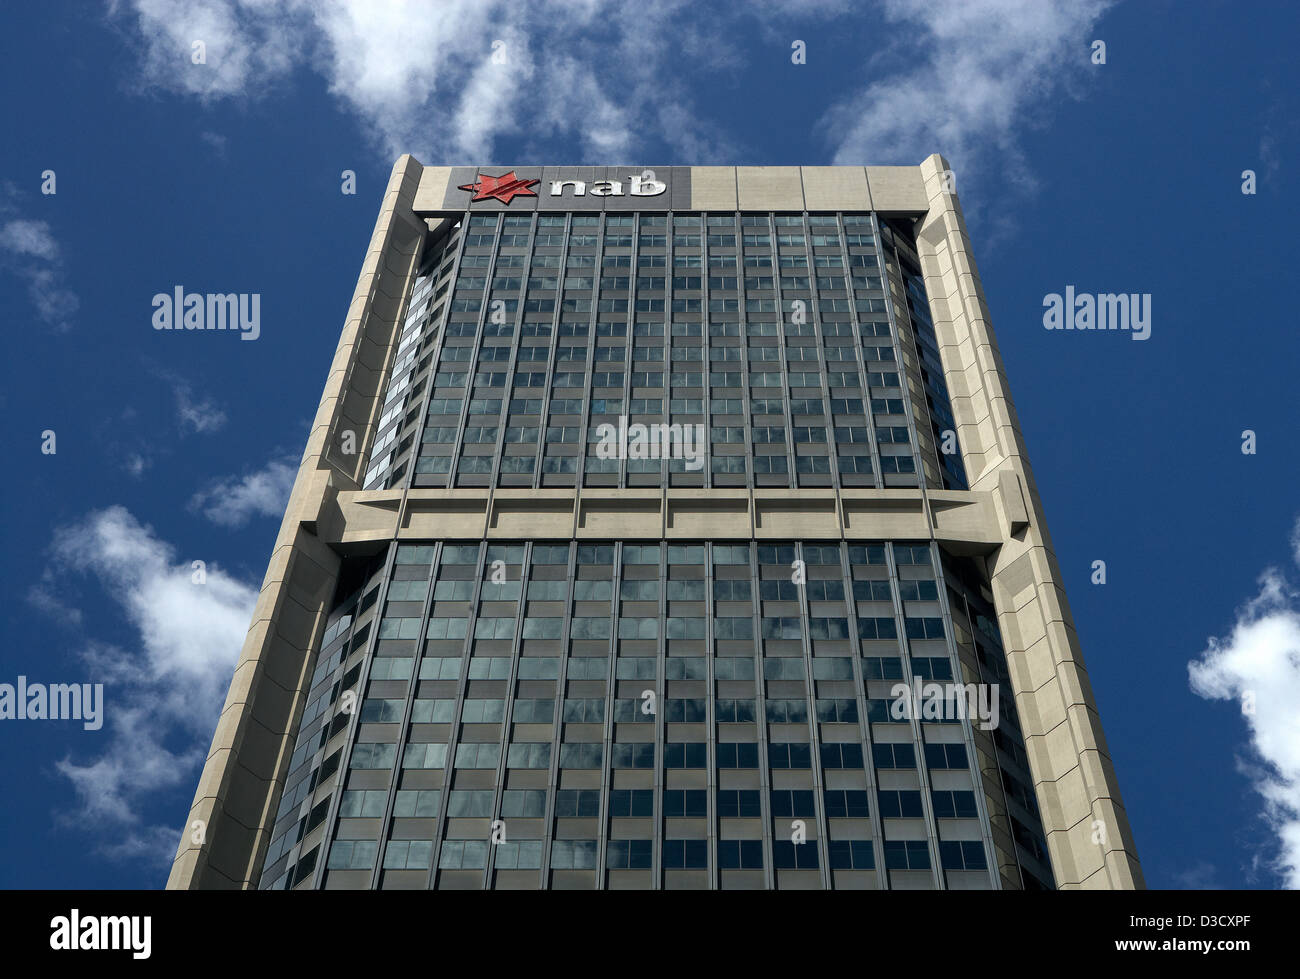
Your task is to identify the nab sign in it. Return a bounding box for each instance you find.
[444,167,682,211]
[547,172,665,198]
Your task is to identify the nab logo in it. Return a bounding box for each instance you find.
[458,169,667,204]
[457,170,540,205]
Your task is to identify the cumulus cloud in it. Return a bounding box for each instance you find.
[821,0,1114,187]
[105,0,1122,207]
[43,507,253,858]
[43,506,256,864]
[0,189,79,331]
[109,0,298,99]
[1188,517,1300,889]
[109,0,737,162]
[188,455,296,527]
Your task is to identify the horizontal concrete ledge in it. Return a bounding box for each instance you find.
[317,486,1003,547]
[926,490,1005,552]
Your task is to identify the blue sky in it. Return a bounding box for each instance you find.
[1,0,1297,889]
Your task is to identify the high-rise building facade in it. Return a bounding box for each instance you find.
[168,159,1143,890]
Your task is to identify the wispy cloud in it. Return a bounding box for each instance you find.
[109,0,739,162]
[26,582,84,627]
[1188,516,1300,889]
[124,452,150,478]
[199,129,228,155]
[105,0,1122,215]
[169,375,226,434]
[0,187,79,331]
[821,0,1114,190]
[0,218,59,260]
[1257,90,1294,182]
[188,455,296,527]
[42,506,255,865]
[1169,861,1220,890]
[109,0,298,99]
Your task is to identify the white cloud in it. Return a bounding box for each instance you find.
[821,0,1114,188]
[44,506,256,864]
[0,191,79,331]
[111,0,298,99]
[0,218,60,260]
[1188,517,1300,890]
[171,376,227,433]
[107,0,1121,201]
[26,582,84,627]
[109,0,737,162]
[124,452,150,478]
[189,455,296,526]
[199,129,228,154]
[1170,862,1220,890]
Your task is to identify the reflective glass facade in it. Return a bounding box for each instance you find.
[255,207,1054,891]
[260,539,1052,890]
[362,210,963,493]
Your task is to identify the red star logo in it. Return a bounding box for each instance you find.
[457,170,540,205]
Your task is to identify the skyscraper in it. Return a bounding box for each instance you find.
[168,158,1143,890]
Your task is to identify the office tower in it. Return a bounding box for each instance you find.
[168,159,1143,890]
